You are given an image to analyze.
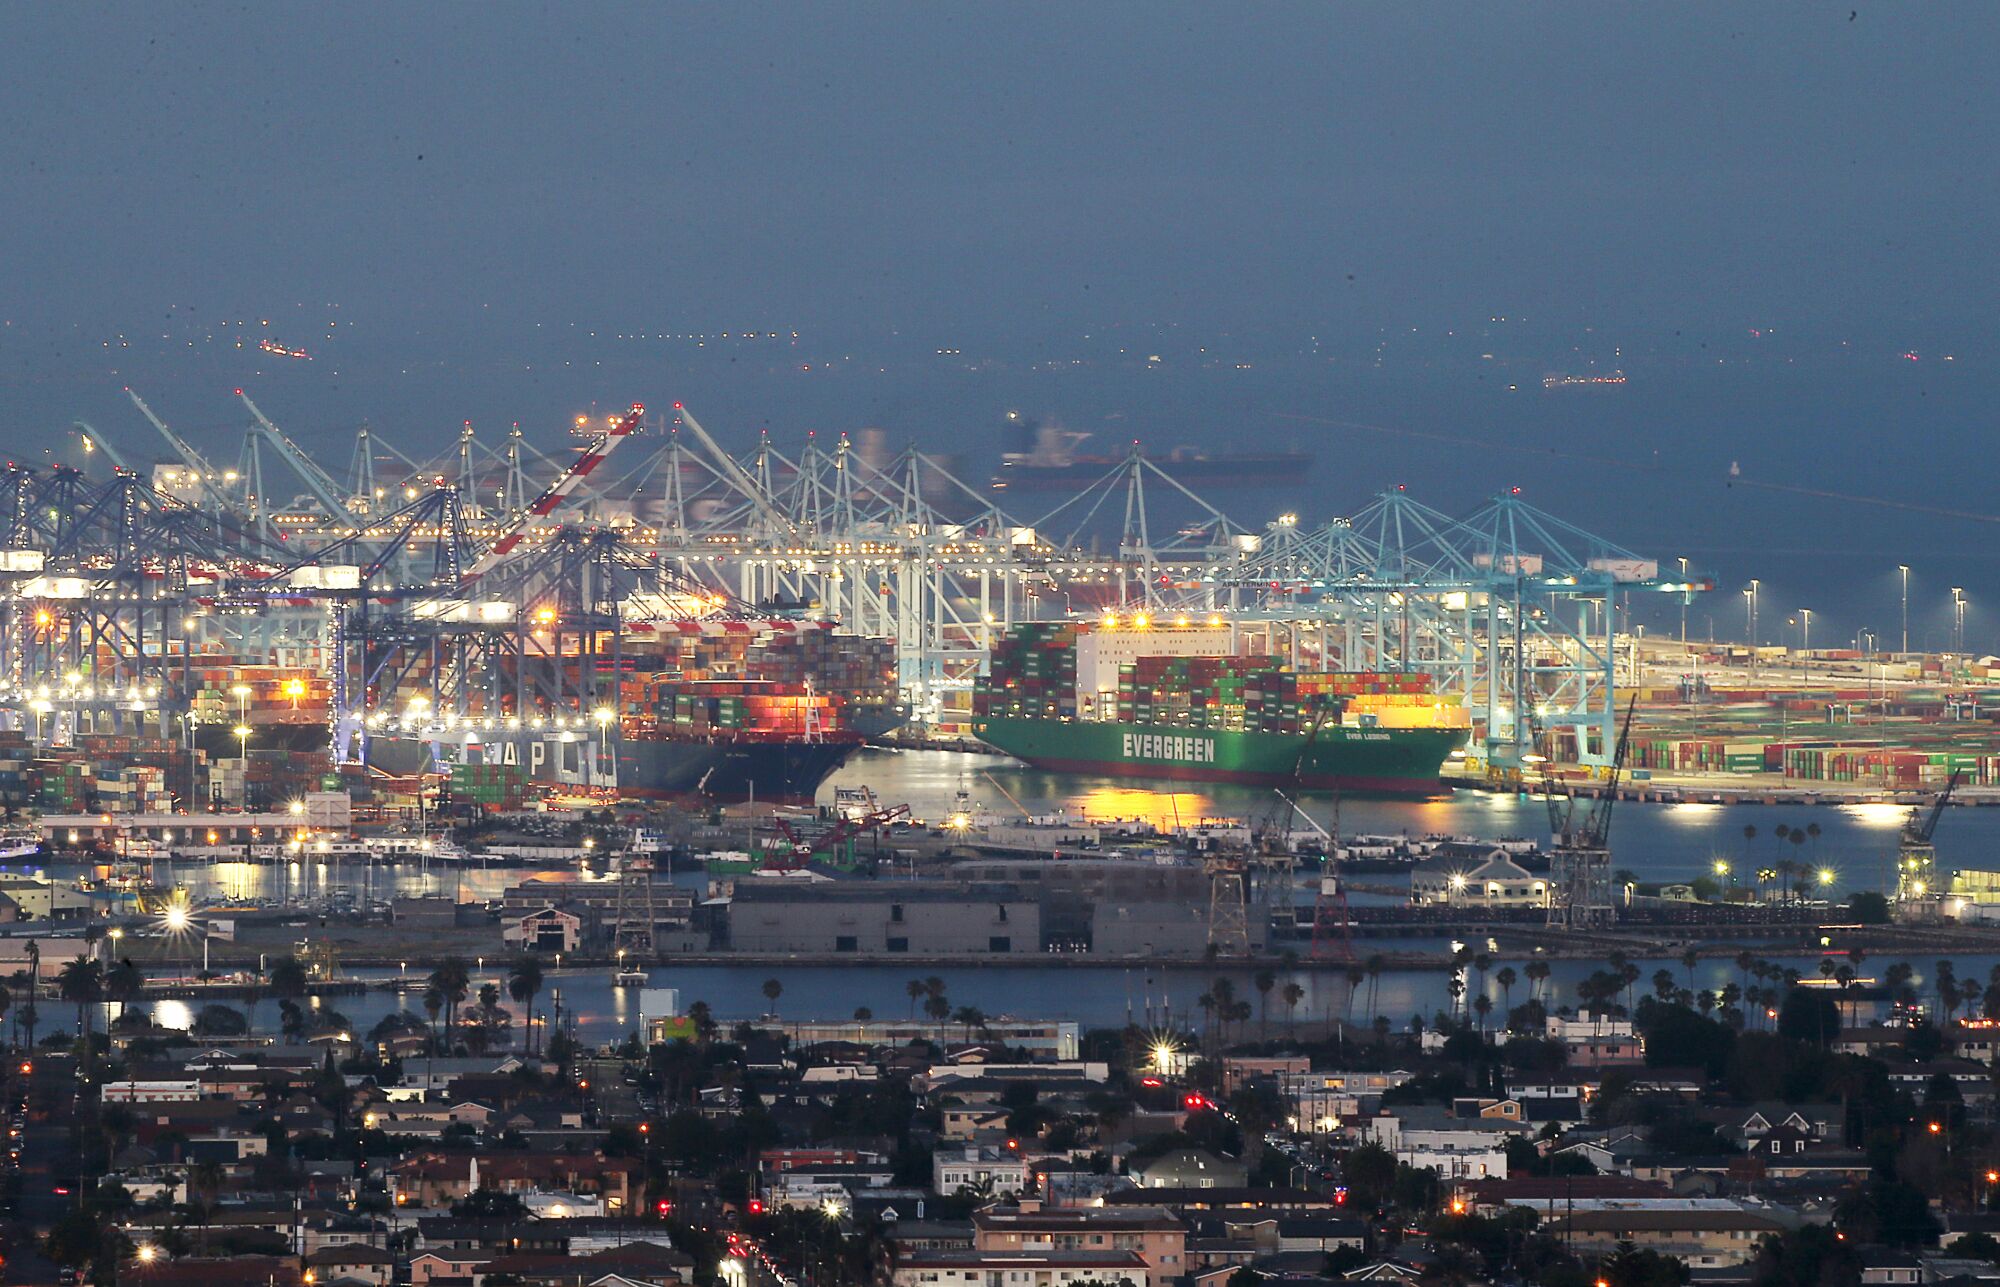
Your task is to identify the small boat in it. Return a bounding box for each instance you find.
[614,967,650,987]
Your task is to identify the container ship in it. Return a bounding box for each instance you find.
[195,623,902,806]
[971,621,1467,797]
[990,418,1311,493]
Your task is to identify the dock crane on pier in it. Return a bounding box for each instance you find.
[1895,769,1960,920]
[1542,698,1636,929]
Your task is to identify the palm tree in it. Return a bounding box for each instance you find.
[1680,948,1699,996]
[422,987,444,1050]
[687,999,717,1046]
[906,978,926,1019]
[1343,965,1365,1028]
[853,1006,872,1022]
[508,955,544,1054]
[427,958,470,1044]
[1254,969,1276,1037]
[1495,967,1517,1022]
[1472,994,1493,1034]
[189,1158,224,1254]
[56,955,103,1077]
[1652,969,1677,1001]
[1525,959,1551,1002]
[105,958,144,1013]
[1365,954,1386,1022]
[923,992,952,1025]
[1209,978,1238,1044]
[952,1005,987,1043]
[1281,981,1305,1033]
[761,977,783,1016]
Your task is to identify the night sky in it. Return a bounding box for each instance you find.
[3,4,1997,646]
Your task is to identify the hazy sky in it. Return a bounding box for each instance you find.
[6,5,1994,338]
[4,4,1999,641]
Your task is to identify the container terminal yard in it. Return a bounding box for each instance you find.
[3,391,2000,979]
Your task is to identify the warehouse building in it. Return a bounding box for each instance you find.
[727,881,1041,954]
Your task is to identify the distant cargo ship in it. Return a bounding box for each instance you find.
[971,621,1467,797]
[1542,371,1627,389]
[991,417,1311,493]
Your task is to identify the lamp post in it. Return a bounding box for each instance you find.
[1899,565,1910,654]
[1799,609,1812,674]
[1953,587,1967,660]
[1677,557,1689,645]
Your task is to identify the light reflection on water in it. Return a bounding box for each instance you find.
[824,749,1976,889]
[57,747,2000,1036]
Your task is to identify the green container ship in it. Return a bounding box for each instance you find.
[971,715,1463,797]
[971,619,1467,797]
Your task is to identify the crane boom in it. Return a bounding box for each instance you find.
[236,389,360,533]
[672,403,791,533]
[461,402,645,582]
[125,389,236,513]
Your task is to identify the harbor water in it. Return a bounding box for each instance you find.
[40,746,2000,1042]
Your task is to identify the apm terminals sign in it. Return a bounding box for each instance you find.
[1122,732,1218,764]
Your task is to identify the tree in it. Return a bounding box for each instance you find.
[953,1006,987,1043]
[1495,967,1517,1023]
[853,1006,873,1022]
[508,954,544,1054]
[1835,1178,1941,1248]
[906,978,926,1018]
[44,1208,126,1274]
[1343,1141,1397,1207]
[1777,987,1841,1047]
[762,977,783,1016]
[105,957,145,1009]
[268,956,308,1001]
[56,954,103,1075]
[1281,981,1305,1033]
[427,957,471,1045]
[192,1004,249,1037]
[1254,969,1276,1037]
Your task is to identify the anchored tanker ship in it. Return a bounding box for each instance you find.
[971,620,1467,797]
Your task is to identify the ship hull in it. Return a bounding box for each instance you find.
[972,716,1461,798]
[368,732,861,805]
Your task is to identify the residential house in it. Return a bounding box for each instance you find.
[303,1244,396,1287]
[935,1145,1032,1197]
[972,1201,1187,1279]
[1540,1199,1786,1267]
[890,1250,1150,1287]
[1543,1012,1644,1067]
[1129,1149,1249,1190]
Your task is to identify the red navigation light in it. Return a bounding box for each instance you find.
[747,1199,765,1215]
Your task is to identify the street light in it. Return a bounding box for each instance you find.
[1899,565,1910,654]
[1677,556,1689,644]
[1953,587,1967,659]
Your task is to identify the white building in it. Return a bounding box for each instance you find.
[935,1145,1033,1197]
[1409,852,1548,908]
